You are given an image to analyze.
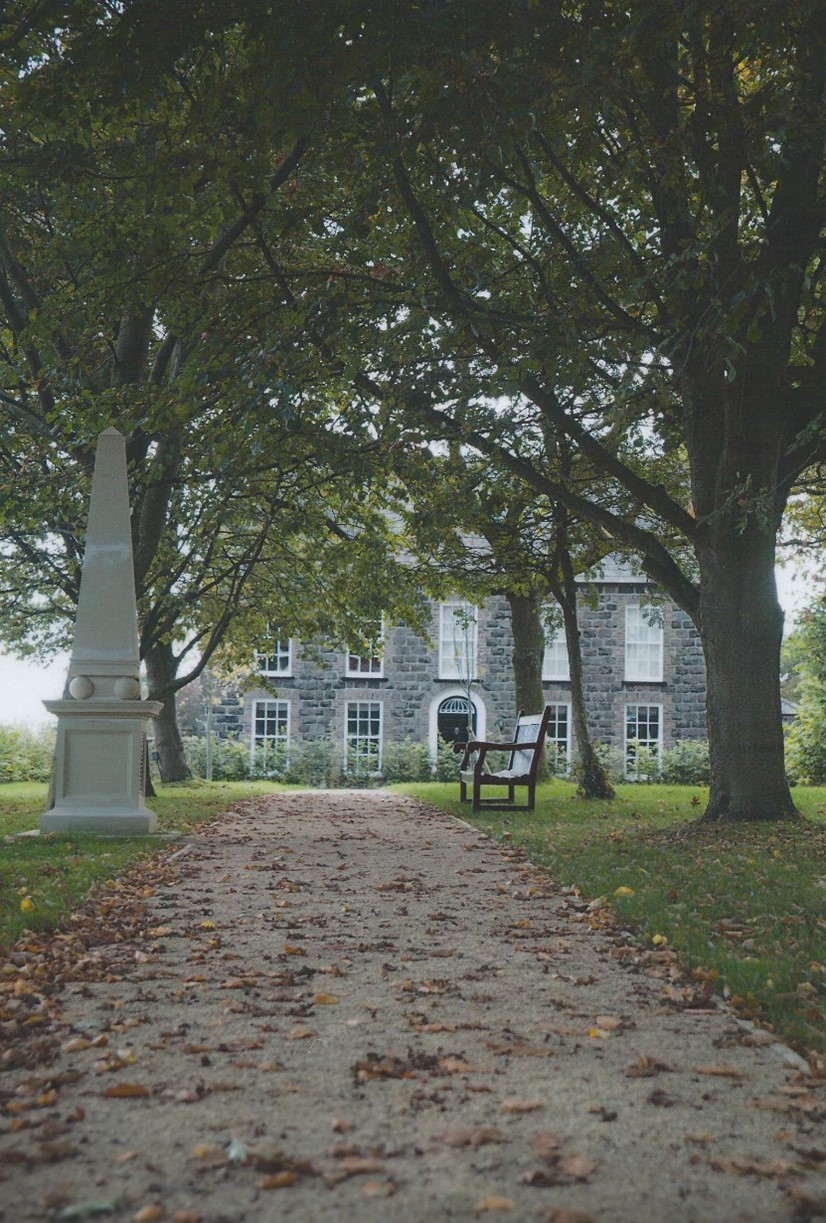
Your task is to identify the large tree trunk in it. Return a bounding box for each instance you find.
[506,589,549,781]
[144,641,192,783]
[696,528,797,822]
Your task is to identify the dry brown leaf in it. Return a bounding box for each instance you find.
[625,1054,677,1078]
[558,1154,598,1181]
[313,993,339,1005]
[361,1180,397,1198]
[532,1131,564,1159]
[695,1062,743,1079]
[259,1172,297,1189]
[707,1155,797,1177]
[502,1097,543,1113]
[133,1206,165,1223]
[173,1213,203,1223]
[544,1208,595,1223]
[594,1015,623,1031]
[103,1082,149,1099]
[191,1143,225,1165]
[285,1027,316,1041]
[475,1198,515,1213]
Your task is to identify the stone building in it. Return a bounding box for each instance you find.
[209,558,707,776]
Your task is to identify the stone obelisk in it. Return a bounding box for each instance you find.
[41,428,163,834]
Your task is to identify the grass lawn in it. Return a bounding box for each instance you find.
[0,780,280,950]
[394,779,826,1055]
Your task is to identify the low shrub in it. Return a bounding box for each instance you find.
[0,725,56,783]
[183,734,252,781]
[593,738,711,785]
[659,738,710,785]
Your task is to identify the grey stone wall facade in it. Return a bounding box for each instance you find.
[216,580,707,764]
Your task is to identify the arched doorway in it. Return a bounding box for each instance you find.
[437,695,478,745]
[428,689,486,762]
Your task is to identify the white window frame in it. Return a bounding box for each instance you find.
[625,604,663,682]
[345,700,383,771]
[542,626,570,681]
[546,702,572,773]
[251,698,290,767]
[256,639,293,678]
[345,619,384,677]
[625,703,662,779]
[438,600,478,680]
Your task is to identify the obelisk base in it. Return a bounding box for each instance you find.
[41,699,163,835]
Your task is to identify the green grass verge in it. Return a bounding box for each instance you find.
[0,780,280,951]
[393,779,826,1054]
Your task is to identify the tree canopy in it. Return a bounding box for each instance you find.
[2,0,825,818]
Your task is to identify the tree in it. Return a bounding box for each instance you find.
[393,444,614,794]
[304,0,826,820]
[0,2,421,778]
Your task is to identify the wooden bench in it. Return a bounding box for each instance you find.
[455,706,553,812]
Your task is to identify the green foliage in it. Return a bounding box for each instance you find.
[592,739,711,785]
[783,598,826,784]
[397,780,826,1052]
[0,725,56,783]
[182,735,252,782]
[659,739,711,786]
[283,740,339,788]
[380,738,433,784]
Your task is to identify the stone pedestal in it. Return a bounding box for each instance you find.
[41,428,163,836]
[41,699,163,834]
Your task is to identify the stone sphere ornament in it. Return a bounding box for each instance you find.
[113,677,141,701]
[69,676,94,700]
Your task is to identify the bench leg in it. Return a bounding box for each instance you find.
[459,778,468,803]
[473,773,482,812]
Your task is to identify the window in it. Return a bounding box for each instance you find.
[625,605,663,681]
[252,699,290,772]
[346,620,383,676]
[346,701,382,771]
[543,626,570,681]
[439,601,478,679]
[257,640,292,677]
[546,703,571,772]
[625,704,662,779]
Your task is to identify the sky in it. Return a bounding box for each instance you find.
[0,563,817,730]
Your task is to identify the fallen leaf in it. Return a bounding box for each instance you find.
[57,1198,123,1220]
[558,1154,598,1181]
[285,1027,316,1041]
[594,1015,623,1032]
[544,1209,595,1223]
[695,1063,743,1079]
[103,1083,149,1099]
[707,1155,797,1177]
[475,1198,515,1212]
[533,1131,564,1159]
[259,1172,297,1189]
[132,1207,164,1223]
[625,1054,677,1078]
[502,1097,543,1114]
[361,1180,397,1198]
[313,993,339,1005]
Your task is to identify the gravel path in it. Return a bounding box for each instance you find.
[1,790,824,1222]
